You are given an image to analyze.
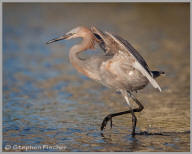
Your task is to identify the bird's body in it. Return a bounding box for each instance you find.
[66,27,150,92]
[99,51,149,91]
[46,26,164,137]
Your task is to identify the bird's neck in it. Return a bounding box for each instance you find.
[69,36,95,76]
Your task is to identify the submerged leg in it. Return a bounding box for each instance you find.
[101,91,144,136]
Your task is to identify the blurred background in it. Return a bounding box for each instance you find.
[3,3,190,152]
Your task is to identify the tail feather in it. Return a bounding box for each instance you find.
[152,71,165,78]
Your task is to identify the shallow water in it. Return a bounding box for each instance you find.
[3,3,190,152]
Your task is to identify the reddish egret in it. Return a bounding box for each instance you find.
[46,26,164,137]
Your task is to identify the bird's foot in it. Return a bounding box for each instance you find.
[101,114,113,131]
[131,130,136,137]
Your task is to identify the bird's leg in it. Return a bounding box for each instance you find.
[130,109,137,136]
[123,91,136,136]
[128,92,144,136]
[101,91,144,137]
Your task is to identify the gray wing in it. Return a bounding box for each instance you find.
[92,26,152,76]
[104,31,161,91]
[91,26,161,91]
[93,27,153,77]
[113,34,153,76]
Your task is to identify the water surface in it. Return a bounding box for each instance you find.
[3,3,190,152]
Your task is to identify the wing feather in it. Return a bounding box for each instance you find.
[133,61,161,91]
[91,26,161,91]
[105,32,162,92]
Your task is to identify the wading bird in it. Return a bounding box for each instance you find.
[46,26,164,137]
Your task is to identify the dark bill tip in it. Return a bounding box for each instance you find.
[46,38,58,44]
[46,33,73,45]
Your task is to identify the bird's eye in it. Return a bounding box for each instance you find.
[67,33,74,36]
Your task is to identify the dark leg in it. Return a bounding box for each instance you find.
[101,92,144,136]
[129,92,144,136]
[131,109,137,137]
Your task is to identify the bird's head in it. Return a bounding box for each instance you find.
[46,26,94,44]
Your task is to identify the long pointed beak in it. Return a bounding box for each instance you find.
[46,33,72,44]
